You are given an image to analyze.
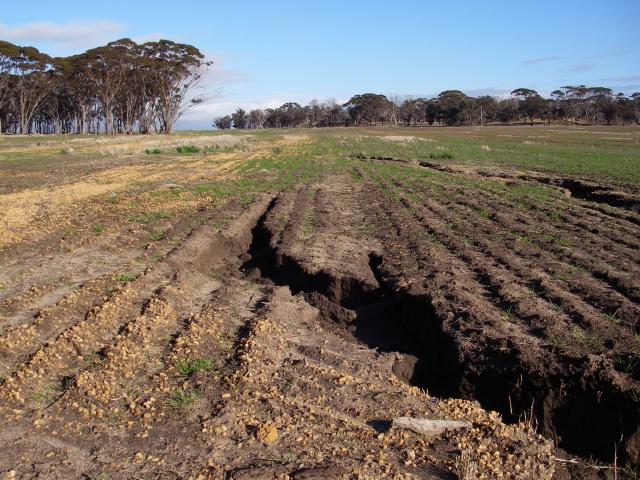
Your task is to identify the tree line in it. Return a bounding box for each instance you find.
[0,38,210,134]
[215,87,640,130]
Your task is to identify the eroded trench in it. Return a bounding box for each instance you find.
[240,197,640,466]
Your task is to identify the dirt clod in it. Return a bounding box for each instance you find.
[255,421,279,444]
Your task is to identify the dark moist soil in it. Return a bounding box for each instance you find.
[242,178,640,477]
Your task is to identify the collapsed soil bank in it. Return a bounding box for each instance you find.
[242,195,640,467]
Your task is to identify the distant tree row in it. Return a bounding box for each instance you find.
[215,87,640,130]
[0,38,210,134]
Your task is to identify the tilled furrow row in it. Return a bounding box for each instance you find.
[400,195,576,344]
[371,171,557,335]
[0,274,124,378]
[397,174,640,330]
[363,166,640,329]
[575,200,640,229]
[422,175,640,272]
[265,189,297,248]
[274,186,312,252]
[411,192,638,352]
[0,264,174,408]
[48,272,221,434]
[491,210,640,304]
[426,168,640,243]
[129,283,264,426]
[421,178,640,304]
[441,196,640,331]
[64,294,180,420]
[360,170,515,331]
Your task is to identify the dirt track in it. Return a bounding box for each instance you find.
[1,131,639,479]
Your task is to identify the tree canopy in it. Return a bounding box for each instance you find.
[0,38,209,134]
[221,86,639,130]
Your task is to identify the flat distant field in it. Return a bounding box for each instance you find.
[0,126,639,479]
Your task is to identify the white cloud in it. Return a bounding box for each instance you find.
[0,21,125,51]
[202,61,249,87]
[177,96,290,129]
[402,88,513,100]
[568,62,595,73]
[521,56,560,66]
[599,75,640,83]
[587,45,640,60]
[462,87,512,98]
[198,51,249,87]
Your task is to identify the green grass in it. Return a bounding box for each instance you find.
[176,145,200,154]
[150,228,166,241]
[145,148,162,154]
[429,151,454,160]
[92,223,106,233]
[613,354,639,374]
[167,388,201,408]
[175,358,217,378]
[295,126,640,186]
[603,309,622,324]
[301,203,316,238]
[150,252,164,262]
[501,304,515,322]
[514,233,538,248]
[114,273,136,283]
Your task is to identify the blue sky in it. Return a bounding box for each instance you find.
[2,0,639,128]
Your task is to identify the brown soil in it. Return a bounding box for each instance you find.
[1,154,639,479]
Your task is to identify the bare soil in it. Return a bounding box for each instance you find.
[1,133,639,479]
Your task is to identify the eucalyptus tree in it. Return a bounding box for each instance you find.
[10,45,55,133]
[496,98,519,124]
[344,93,389,126]
[632,93,640,123]
[511,88,548,124]
[248,109,265,129]
[52,54,93,134]
[214,115,232,129]
[460,96,480,126]
[110,39,144,134]
[0,40,19,132]
[3,36,639,134]
[231,108,247,129]
[400,98,420,126]
[476,95,498,124]
[436,90,467,125]
[424,99,440,126]
[39,62,72,134]
[143,40,210,134]
[324,101,348,127]
[84,40,128,134]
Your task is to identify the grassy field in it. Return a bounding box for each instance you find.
[2,124,640,184]
[0,125,639,479]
